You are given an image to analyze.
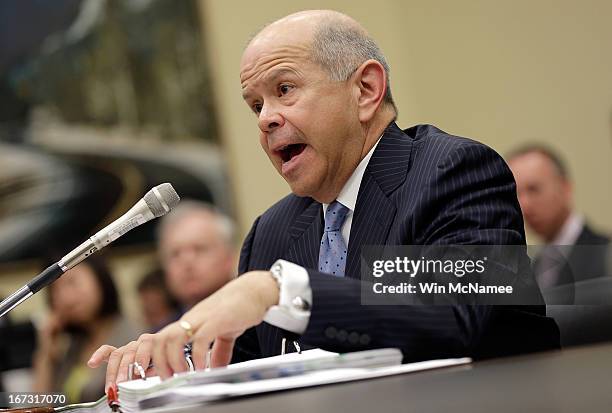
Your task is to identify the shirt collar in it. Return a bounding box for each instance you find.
[323,136,382,215]
[551,211,584,245]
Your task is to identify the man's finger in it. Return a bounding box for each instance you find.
[210,336,235,368]
[152,332,172,379]
[191,325,213,371]
[105,345,128,390]
[115,342,139,384]
[87,345,117,368]
[134,334,155,377]
[166,333,189,375]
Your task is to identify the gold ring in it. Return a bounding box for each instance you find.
[179,320,194,338]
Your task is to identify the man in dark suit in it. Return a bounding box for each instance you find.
[507,145,610,291]
[89,10,559,386]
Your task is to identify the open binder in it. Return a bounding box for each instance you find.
[9,349,470,412]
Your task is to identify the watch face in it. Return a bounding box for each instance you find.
[273,263,281,273]
[292,296,310,311]
[271,262,283,284]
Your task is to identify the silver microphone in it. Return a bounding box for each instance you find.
[59,183,180,270]
[0,183,180,318]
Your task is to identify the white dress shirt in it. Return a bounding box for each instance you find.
[551,212,584,246]
[263,137,382,334]
[535,212,585,289]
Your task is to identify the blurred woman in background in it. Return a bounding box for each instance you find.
[137,268,180,333]
[32,256,140,403]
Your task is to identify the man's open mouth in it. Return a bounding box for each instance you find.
[278,143,307,163]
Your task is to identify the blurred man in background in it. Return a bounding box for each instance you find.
[507,145,610,289]
[156,201,236,313]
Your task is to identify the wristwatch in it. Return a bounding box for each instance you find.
[269,260,311,311]
[269,261,283,289]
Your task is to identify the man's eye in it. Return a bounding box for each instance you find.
[279,84,293,95]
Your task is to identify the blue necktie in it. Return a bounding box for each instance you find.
[318,201,350,276]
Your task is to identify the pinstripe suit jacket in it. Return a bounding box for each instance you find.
[234,123,560,362]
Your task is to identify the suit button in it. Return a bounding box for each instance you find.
[348,332,360,344]
[360,334,371,345]
[337,329,348,342]
[325,326,337,339]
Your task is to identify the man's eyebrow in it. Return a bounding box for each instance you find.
[268,68,297,82]
[241,68,298,100]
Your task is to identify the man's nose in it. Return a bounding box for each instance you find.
[517,193,531,214]
[258,102,284,133]
[176,248,197,263]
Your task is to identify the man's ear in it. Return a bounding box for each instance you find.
[353,59,387,123]
[562,178,573,205]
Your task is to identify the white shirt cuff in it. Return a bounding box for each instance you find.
[263,259,312,334]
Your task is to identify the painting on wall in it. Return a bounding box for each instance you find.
[0,0,230,265]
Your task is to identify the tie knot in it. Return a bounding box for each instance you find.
[324,201,349,232]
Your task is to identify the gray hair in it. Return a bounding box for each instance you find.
[310,20,397,116]
[156,200,235,247]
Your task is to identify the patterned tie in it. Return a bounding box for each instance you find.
[318,201,350,276]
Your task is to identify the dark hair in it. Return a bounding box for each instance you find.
[137,268,179,310]
[506,144,569,179]
[46,255,121,318]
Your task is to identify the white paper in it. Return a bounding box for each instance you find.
[136,357,471,411]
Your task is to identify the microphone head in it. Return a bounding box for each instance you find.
[144,183,180,217]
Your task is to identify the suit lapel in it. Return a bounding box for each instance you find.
[345,122,414,279]
[285,200,323,269]
[345,173,396,279]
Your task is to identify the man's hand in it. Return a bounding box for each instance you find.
[87,271,279,389]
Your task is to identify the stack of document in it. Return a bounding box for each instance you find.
[139,360,472,410]
[44,349,470,412]
[115,348,470,411]
[118,349,341,412]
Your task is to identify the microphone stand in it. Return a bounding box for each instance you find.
[0,235,101,318]
[0,263,65,318]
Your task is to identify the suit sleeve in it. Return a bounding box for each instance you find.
[300,142,529,361]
